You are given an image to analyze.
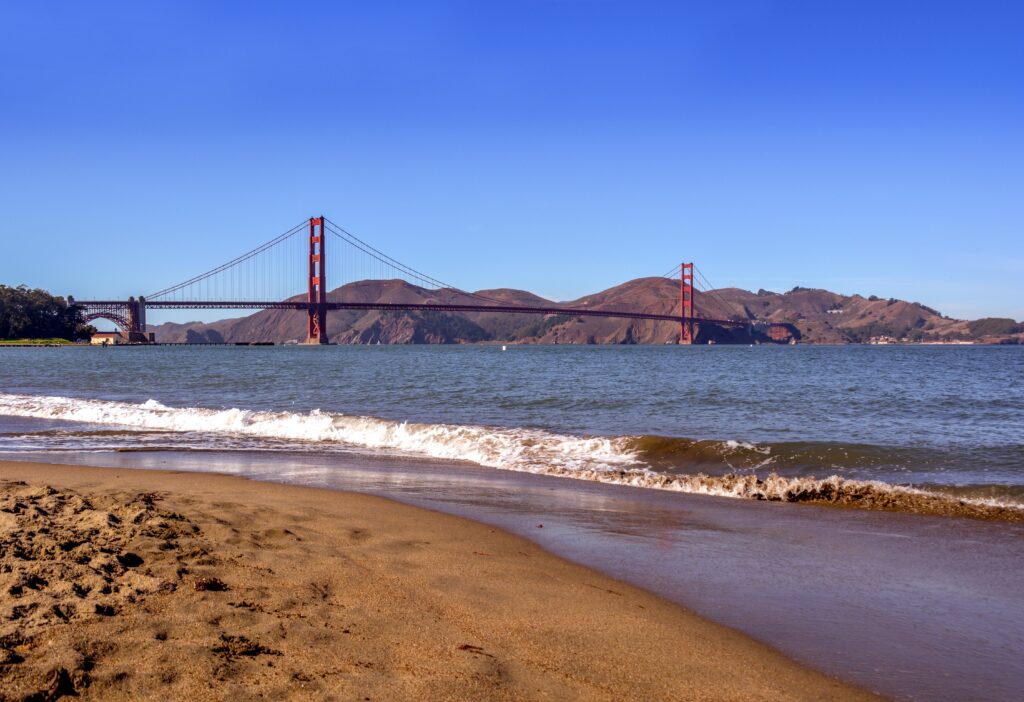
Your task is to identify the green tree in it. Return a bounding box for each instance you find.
[0,285,93,340]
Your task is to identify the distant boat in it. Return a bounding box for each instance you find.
[501,345,507,351]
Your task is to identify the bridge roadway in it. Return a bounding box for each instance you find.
[75,300,750,328]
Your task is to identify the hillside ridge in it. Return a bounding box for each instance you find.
[148,278,1023,345]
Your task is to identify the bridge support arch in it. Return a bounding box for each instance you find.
[306,216,329,344]
[72,296,150,342]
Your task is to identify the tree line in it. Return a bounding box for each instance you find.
[0,285,94,340]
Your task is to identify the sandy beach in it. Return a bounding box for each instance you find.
[0,460,876,700]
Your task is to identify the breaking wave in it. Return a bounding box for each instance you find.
[0,393,639,473]
[1,392,1021,521]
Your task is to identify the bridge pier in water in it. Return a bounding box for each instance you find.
[306,216,329,344]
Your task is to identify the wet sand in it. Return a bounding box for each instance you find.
[0,461,875,701]
[26,448,1024,701]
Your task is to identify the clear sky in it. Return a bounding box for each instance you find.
[1,0,1021,323]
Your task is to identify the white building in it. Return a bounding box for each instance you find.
[90,332,127,345]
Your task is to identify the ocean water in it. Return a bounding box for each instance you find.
[2,343,1023,700]
[0,344,1022,509]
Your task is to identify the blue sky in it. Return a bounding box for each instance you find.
[1,0,1021,323]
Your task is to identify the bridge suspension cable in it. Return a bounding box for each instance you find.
[693,266,737,318]
[323,218,509,306]
[148,219,309,300]
[145,215,518,307]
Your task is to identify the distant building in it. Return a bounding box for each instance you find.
[90,331,154,345]
[91,332,126,345]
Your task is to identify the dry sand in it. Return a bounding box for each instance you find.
[0,460,877,701]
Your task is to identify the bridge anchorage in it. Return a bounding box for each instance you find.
[73,214,787,345]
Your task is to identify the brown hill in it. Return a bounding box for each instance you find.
[148,279,1021,345]
[711,287,972,343]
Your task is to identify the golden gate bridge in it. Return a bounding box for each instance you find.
[71,216,774,344]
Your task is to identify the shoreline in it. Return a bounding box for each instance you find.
[2,391,1022,524]
[0,459,877,700]
[18,447,1018,701]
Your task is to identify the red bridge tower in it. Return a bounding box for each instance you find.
[307,216,329,344]
[680,262,694,344]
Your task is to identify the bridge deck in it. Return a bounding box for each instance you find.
[74,300,750,328]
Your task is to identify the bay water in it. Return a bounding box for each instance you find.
[1,344,1023,700]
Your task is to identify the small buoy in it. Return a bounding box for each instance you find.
[501,345,507,351]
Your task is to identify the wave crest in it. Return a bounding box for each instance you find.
[0,393,639,474]
[1,393,1021,521]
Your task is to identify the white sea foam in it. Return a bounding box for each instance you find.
[0,393,641,474]
[719,439,775,470]
[1,392,1020,515]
